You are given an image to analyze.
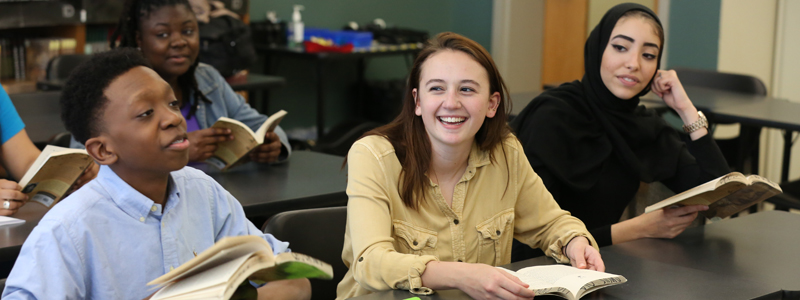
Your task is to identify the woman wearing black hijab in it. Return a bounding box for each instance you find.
[511,3,729,258]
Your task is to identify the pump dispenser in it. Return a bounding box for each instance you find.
[291,5,305,45]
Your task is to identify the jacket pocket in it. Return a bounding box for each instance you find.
[393,220,438,256]
[475,208,515,265]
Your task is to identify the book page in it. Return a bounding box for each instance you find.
[150,254,252,299]
[249,252,334,283]
[148,235,273,286]
[704,182,782,218]
[499,265,625,299]
[644,172,747,213]
[18,146,92,208]
[209,118,261,168]
[253,110,287,140]
[0,216,25,227]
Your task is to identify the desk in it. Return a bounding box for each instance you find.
[349,211,798,300]
[208,150,347,219]
[0,203,48,277]
[257,44,421,139]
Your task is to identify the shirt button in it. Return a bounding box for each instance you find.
[151,205,157,212]
[453,219,459,225]
[169,266,174,271]
[457,259,463,262]
[139,217,145,222]
[358,257,363,262]
[496,230,501,235]
[413,240,418,246]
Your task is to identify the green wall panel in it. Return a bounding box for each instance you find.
[666,0,720,70]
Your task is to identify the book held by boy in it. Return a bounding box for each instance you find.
[644,172,782,219]
[147,234,332,300]
[18,145,93,208]
[498,264,626,300]
[206,110,287,171]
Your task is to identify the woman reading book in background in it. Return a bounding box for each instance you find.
[1,86,96,216]
[70,0,291,165]
[510,3,730,261]
[337,32,603,300]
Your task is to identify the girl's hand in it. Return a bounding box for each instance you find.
[249,132,282,163]
[186,128,233,162]
[0,179,28,216]
[565,237,605,272]
[422,261,535,300]
[638,205,708,239]
[651,70,696,117]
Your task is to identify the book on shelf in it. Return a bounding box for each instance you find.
[18,145,94,208]
[498,264,626,300]
[147,235,333,300]
[644,172,782,219]
[205,110,287,170]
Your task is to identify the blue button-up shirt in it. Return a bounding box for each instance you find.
[2,165,288,299]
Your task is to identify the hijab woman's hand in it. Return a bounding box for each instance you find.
[651,70,697,116]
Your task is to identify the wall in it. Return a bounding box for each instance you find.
[492,0,543,97]
[665,0,720,70]
[249,1,493,137]
[767,0,800,182]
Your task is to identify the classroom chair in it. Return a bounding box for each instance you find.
[262,206,348,300]
[36,54,91,91]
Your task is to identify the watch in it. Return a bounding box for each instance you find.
[682,111,709,133]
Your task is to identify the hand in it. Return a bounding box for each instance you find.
[0,179,28,216]
[651,70,696,116]
[73,162,99,189]
[638,204,707,239]
[565,237,605,272]
[422,261,535,300]
[186,128,233,162]
[249,132,282,163]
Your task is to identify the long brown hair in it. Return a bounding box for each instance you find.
[359,32,512,210]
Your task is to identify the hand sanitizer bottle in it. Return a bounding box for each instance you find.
[291,5,305,46]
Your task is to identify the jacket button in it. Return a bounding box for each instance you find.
[458,259,463,262]
[358,257,363,262]
[454,219,459,225]
[413,240,418,246]
[496,230,501,235]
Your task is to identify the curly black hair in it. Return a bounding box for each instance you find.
[110,0,211,118]
[60,48,152,144]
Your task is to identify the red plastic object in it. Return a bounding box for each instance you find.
[303,41,354,53]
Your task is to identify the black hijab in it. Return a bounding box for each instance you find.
[511,3,685,190]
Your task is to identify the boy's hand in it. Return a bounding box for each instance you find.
[73,162,99,189]
[0,179,28,216]
[187,128,233,162]
[249,132,282,163]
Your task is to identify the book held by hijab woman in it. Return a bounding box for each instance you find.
[644,172,782,219]
[147,235,332,300]
[498,265,626,300]
[205,110,287,171]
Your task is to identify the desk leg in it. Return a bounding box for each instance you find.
[782,130,793,183]
[316,60,325,139]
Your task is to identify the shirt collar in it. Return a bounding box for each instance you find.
[95,165,181,221]
[426,141,493,186]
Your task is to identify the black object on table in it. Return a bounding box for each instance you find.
[256,44,421,139]
[348,210,799,300]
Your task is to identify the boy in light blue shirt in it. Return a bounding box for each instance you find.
[2,48,311,299]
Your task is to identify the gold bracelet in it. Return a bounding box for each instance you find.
[682,111,708,133]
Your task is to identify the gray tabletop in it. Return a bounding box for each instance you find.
[206,150,348,218]
[348,211,798,300]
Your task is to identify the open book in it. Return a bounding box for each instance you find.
[18,145,93,208]
[498,265,626,300]
[205,110,287,171]
[0,216,25,227]
[644,172,782,219]
[147,235,332,300]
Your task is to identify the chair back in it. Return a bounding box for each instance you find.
[673,67,767,96]
[263,206,348,300]
[45,54,91,81]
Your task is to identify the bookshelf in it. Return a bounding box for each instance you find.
[0,0,249,94]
